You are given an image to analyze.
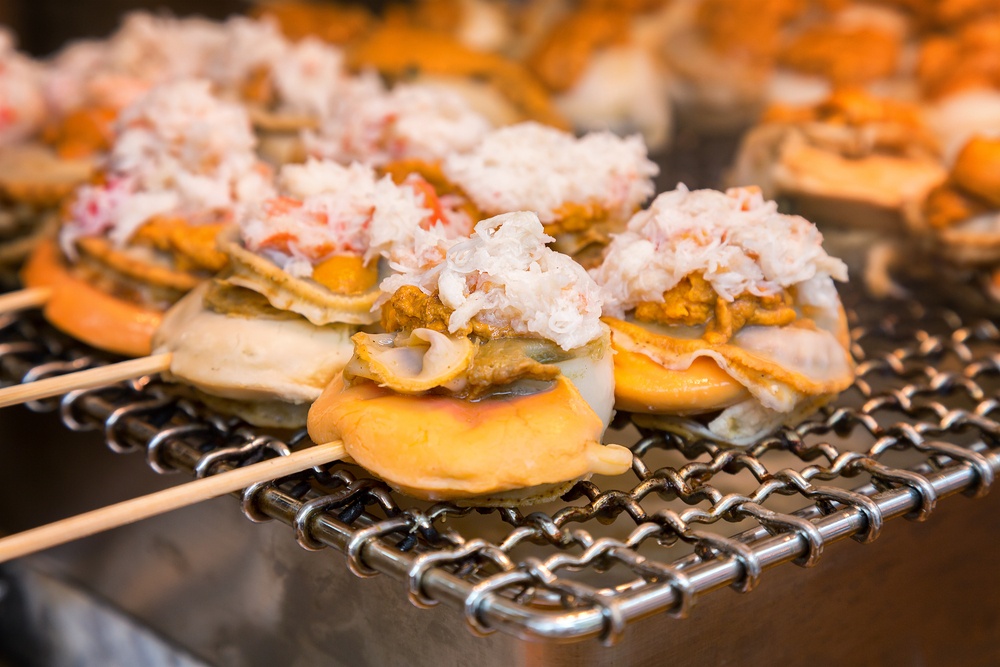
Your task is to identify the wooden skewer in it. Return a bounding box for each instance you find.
[0,440,347,564]
[0,353,173,409]
[0,286,52,314]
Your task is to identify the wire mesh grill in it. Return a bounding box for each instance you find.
[0,282,997,645]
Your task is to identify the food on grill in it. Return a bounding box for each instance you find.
[308,211,631,505]
[8,0,985,463]
[41,14,277,153]
[44,13,358,167]
[767,3,912,107]
[526,1,674,150]
[728,89,947,231]
[0,31,91,268]
[899,136,1000,300]
[661,0,914,129]
[659,0,802,129]
[591,185,855,445]
[0,31,46,149]
[220,23,353,166]
[253,0,375,46]
[346,24,567,129]
[919,14,1000,160]
[388,121,658,265]
[152,159,471,428]
[21,80,273,356]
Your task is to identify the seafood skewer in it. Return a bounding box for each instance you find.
[20,79,273,356]
[0,159,469,424]
[591,185,855,445]
[308,211,633,506]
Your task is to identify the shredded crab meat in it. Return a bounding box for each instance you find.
[269,37,350,118]
[592,185,849,318]
[380,211,605,351]
[59,80,273,255]
[304,80,493,167]
[240,160,471,278]
[441,122,659,223]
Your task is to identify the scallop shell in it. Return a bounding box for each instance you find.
[729,123,946,232]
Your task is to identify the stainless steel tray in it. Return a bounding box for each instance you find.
[0,280,997,653]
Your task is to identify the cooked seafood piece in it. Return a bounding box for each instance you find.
[22,80,274,356]
[659,0,805,130]
[591,185,855,446]
[897,136,1000,301]
[767,2,915,107]
[661,0,915,130]
[347,24,567,129]
[214,22,354,165]
[44,13,355,166]
[252,0,376,46]
[153,158,472,428]
[0,30,46,149]
[526,2,675,150]
[729,89,947,232]
[919,15,1000,161]
[0,30,90,268]
[309,211,631,505]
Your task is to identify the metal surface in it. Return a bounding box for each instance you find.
[0,281,997,653]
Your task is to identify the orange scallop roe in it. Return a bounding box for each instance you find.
[778,24,901,85]
[950,136,1000,209]
[130,217,230,274]
[611,346,749,415]
[311,254,379,294]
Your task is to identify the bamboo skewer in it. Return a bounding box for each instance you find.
[0,353,173,409]
[0,440,347,564]
[0,287,52,314]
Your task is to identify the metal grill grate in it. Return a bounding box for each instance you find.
[0,282,997,645]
